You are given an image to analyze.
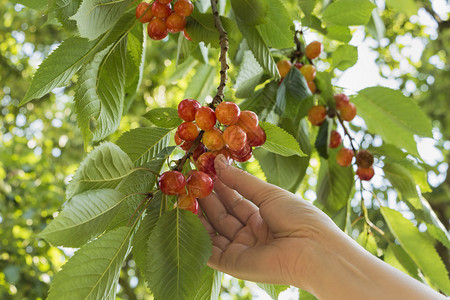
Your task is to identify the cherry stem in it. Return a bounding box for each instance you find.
[173,131,205,172]
[210,0,229,107]
[359,181,385,236]
[127,193,153,227]
[336,114,358,154]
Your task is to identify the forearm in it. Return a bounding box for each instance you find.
[299,227,446,300]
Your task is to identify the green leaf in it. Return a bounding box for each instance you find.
[190,267,223,300]
[314,119,331,159]
[385,0,419,17]
[52,0,82,31]
[356,230,378,256]
[384,243,420,279]
[315,71,334,107]
[235,18,280,80]
[322,0,376,26]
[257,283,290,300]
[70,0,133,40]
[317,149,354,214]
[298,0,317,22]
[9,0,47,9]
[234,50,264,98]
[21,37,98,105]
[38,189,126,247]
[145,209,212,300]
[300,15,327,35]
[47,227,132,300]
[418,197,450,249]
[326,25,352,43]
[276,67,313,119]
[239,81,278,118]
[143,108,182,129]
[186,13,236,48]
[66,142,134,199]
[381,207,450,294]
[332,44,358,70]
[299,289,318,299]
[260,122,306,157]
[231,0,268,26]
[75,38,127,143]
[352,87,432,158]
[383,160,421,209]
[184,63,216,101]
[256,0,293,49]
[366,10,385,41]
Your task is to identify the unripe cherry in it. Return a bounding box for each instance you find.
[223,125,247,151]
[196,152,217,177]
[174,0,194,17]
[305,41,323,60]
[336,148,354,167]
[246,125,266,147]
[215,101,240,125]
[277,60,292,78]
[178,98,201,122]
[195,106,216,131]
[147,18,168,40]
[177,121,199,141]
[166,13,186,33]
[307,105,327,126]
[136,2,153,23]
[300,65,316,81]
[186,171,213,198]
[329,130,342,149]
[151,1,171,18]
[158,171,186,195]
[340,102,357,122]
[202,127,225,151]
[356,166,375,181]
[175,194,198,214]
[356,150,374,168]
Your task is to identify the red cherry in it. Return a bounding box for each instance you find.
[223,125,247,151]
[186,171,213,198]
[340,102,357,122]
[157,0,172,4]
[147,18,168,40]
[158,171,186,195]
[175,194,198,214]
[336,148,354,167]
[334,93,349,110]
[294,62,303,70]
[195,106,216,131]
[166,13,186,33]
[192,142,207,161]
[307,105,327,126]
[246,125,266,147]
[356,166,375,181]
[356,150,374,168]
[236,110,259,132]
[180,140,193,151]
[178,98,201,122]
[151,1,171,18]
[202,127,225,151]
[174,0,194,17]
[136,2,153,23]
[174,130,183,145]
[196,152,217,177]
[329,130,341,149]
[177,121,199,141]
[229,143,252,162]
[215,101,240,125]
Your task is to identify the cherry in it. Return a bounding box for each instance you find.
[177,121,199,141]
[300,65,316,82]
[173,0,194,17]
[183,28,192,41]
[151,1,171,18]
[166,13,186,33]
[158,171,186,195]
[236,110,259,132]
[196,152,217,177]
[215,101,240,125]
[157,0,172,4]
[336,148,354,167]
[329,130,342,149]
[307,105,327,126]
[307,81,316,93]
[339,102,357,122]
[334,93,349,110]
[186,171,213,198]
[294,62,303,70]
[229,143,252,162]
[174,130,183,145]
[277,60,292,78]
[175,194,198,214]
[356,150,374,168]
[211,148,233,163]
[195,106,216,131]
[246,125,266,147]
[305,41,323,60]
[180,140,193,151]
[356,166,375,181]
[147,18,168,40]
[223,125,247,151]
[136,2,153,23]
[192,142,206,161]
[178,98,201,122]
[202,127,225,151]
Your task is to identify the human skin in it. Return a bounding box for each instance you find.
[198,155,446,300]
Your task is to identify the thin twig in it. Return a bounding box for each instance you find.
[336,114,358,154]
[210,0,229,107]
[173,131,205,172]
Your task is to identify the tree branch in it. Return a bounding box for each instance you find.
[210,0,229,107]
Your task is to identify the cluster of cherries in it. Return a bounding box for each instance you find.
[135,0,193,40]
[276,41,323,93]
[307,94,375,181]
[158,99,267,213]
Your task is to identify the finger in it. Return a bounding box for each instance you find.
[213,178,260,225]
[198,192,244,241]
[214,155,291,207]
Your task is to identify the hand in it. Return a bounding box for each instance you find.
[197,154,336,289]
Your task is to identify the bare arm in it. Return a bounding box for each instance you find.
[198,155,446,300]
